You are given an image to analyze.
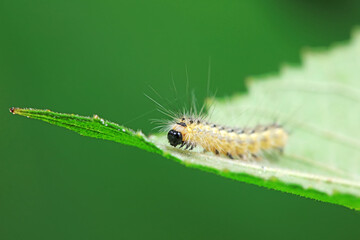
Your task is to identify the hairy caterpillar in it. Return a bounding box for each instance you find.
[147,64,289,161]
[166,114,288,160]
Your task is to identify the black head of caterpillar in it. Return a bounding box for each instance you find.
[167,120,194,149]
[167,129,183,147]
[166,115,288,160]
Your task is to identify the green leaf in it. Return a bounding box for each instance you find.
[10,29,360,210]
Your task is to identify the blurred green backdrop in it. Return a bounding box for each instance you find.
[1,0,360,239]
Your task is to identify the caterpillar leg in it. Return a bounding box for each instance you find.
[226,152,234,159]
[277,148,284,154]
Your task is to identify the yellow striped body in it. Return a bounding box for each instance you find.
[170,117,288,160]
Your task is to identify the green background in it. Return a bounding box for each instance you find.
[1,0,360,239]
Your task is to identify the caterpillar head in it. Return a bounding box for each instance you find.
[167,129,183,147]
[167,121,188,147]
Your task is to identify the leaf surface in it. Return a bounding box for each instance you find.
[11,30,360,210]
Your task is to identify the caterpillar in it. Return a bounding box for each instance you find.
[166,115,288,160]
[146,65,288,161]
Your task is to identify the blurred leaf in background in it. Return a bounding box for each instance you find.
[1,0,360,240]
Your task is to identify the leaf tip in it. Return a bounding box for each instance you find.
[9,107,17,114]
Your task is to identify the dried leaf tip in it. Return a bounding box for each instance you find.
[9,107,16,114]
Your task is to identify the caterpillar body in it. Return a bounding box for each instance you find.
[166,115,288,160]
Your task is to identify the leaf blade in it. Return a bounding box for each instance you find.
[10,29,360,210]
